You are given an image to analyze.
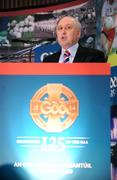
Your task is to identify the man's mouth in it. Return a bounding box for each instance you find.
[61,36,67,40]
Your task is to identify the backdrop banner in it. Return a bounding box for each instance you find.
[34,42,60,62]
[0,63,110,180]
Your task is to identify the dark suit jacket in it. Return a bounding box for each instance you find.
[43,45,107,62]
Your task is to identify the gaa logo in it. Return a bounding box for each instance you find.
[30,84,79,132]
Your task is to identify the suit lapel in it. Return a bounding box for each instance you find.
[50,51,61,62]
[73,46,86,62]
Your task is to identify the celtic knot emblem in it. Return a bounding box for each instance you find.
[30,84,79,132]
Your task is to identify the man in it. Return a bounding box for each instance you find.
[43,16,106,63]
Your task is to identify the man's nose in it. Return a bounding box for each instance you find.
[62,28,66,34]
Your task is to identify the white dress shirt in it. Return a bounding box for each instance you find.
[59,43,79,63]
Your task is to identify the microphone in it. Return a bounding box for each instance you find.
[12,39,29,43]
[12,38,56,44]
[44,37,56,42]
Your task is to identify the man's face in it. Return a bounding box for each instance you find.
[56,17,80,49]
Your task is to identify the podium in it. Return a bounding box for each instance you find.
[0,63,110,180]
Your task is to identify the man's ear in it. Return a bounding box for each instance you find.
[77,30,81,39]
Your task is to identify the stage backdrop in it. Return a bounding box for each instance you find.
[0,63,110,180]
[0,0,96,62]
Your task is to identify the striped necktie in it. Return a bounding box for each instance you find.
[63,50,71,63]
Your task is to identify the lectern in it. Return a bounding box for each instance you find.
[0,63,110,180]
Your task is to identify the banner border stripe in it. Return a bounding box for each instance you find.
[0,63,110,75]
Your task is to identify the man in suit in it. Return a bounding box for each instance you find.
[43,16,106,63]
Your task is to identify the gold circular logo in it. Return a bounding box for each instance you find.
[30,84,79,132]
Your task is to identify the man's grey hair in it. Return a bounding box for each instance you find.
[56,15,81,32]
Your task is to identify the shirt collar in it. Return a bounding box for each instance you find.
[62,43,79,55]
[59,43,79,63]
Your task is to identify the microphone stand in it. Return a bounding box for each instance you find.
[29,42,35,62]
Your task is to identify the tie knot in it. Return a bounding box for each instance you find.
[64,50,71,58]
